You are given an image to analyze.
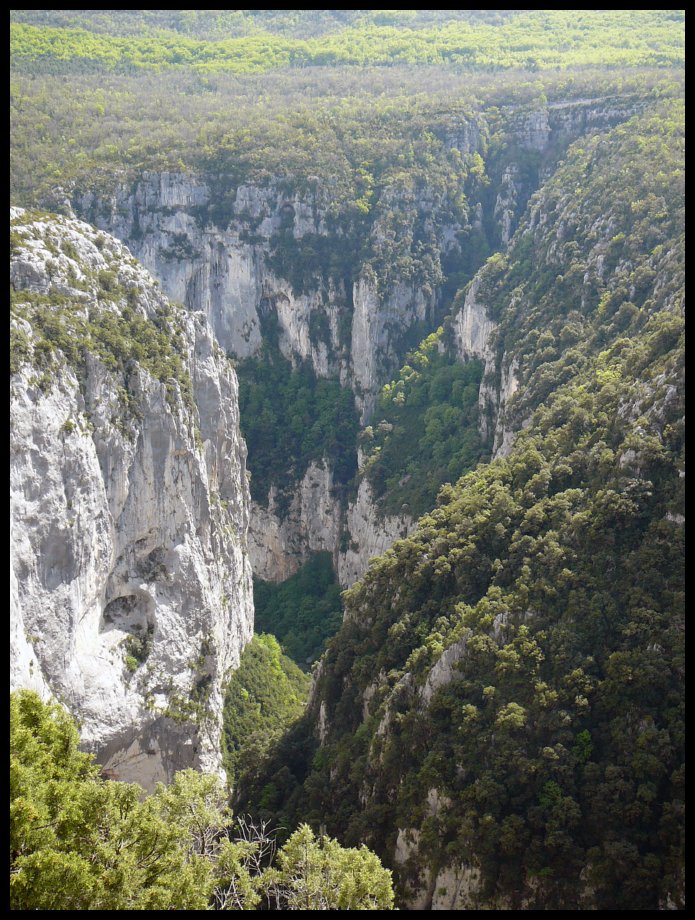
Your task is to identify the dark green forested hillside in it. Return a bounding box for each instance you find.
[470,104,685,429]
[237,104,685,910]
[238,352,359,512]
[253,553,344,668]
[362,331,486,518]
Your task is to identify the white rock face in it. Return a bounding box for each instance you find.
[351,270,434,421]
[454,274,498,362]
[75,179,318,373]
[10,210,254,789]
[420,635,469,707]
[74,170,459,419]
[493,164,521,247]
[247,461,341,582]
[339,479,413,587]
[453,271,520,458]
[247,468,412,589]
[67,99,642,588]
[394,789,489,910]
[430,864,485,911]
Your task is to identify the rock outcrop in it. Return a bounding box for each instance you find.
[453,271,520,458]
[74,174,462,420]
[338,479,413,587]
[247,466,412,588]
[247,462,342,583]
[10,209,254,789]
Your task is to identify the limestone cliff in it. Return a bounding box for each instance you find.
[247,466,411,588]
[453,269,520,459]
[10,209,254,789]
[73,169,464,585]
[72,99,641,406]
[73,173,463,420]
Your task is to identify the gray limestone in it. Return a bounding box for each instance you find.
[10,210,254,789]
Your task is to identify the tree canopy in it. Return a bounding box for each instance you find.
[11,11,685,74]
[10,689,394,910]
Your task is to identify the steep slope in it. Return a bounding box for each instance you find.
[241,103,685,910]
[10,210,254,788]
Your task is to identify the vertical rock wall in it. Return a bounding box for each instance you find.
[10,210,254,788]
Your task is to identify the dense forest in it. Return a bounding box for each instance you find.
[253,554,344,668]
[11,10,684,73]
[10,9,684,912]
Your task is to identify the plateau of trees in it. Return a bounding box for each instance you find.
[11,11,684,75]
[10,42,683,208]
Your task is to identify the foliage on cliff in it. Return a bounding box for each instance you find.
[242,106,685,910]
[222,634,310,789]
[363,330,486,517]
[253,553,344,669]
[11,690,229,910]
[471,102,685,435]
[10,212,195,420]
[238,349,359,511]
[11,690,394,910]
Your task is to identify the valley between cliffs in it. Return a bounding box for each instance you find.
[71,94,647,588]
[8,10,685,913]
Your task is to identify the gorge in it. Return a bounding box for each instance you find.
[10,9,684,912]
